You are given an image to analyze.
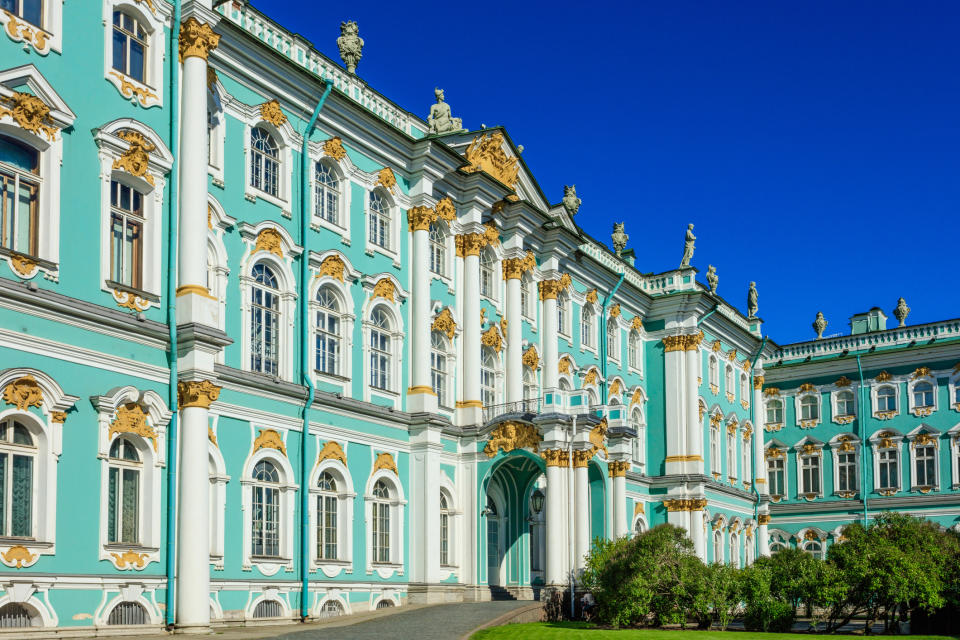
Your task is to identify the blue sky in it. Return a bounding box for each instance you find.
[256,1,959,345]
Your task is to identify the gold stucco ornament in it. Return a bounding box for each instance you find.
[462,132,519,190]
[484,421,541,457]
[0,91,57,141]
[177,380,221,409]
[179,17,220,62]
[318,255,345,282]
[323,136,347,160]
[521,346,539,370]
[375,167,397,194]
[481,324,503,352]
[112,130,156,186]
[2,375,43,411]
[3,11,50,51]
[372,278,396,303]
[431,308,456,339]
[254,228,284,258]
[258,99,287,127]
[111,551,148,570]
[253,429,287,456]
[317,440,347,466]
[111,403,158,451]
[1,545,36,568]
[108,72,158,105]
[434,197,456,222]
[607,460,629,477]
[373,452,397,475]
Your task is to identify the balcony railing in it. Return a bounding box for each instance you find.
[482,398,540,423]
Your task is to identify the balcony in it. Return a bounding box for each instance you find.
[481,389,630,428]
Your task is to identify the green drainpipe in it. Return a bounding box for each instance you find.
[599,272,625,399]
[697,304,720,327]
[299,81,333,621]
[856,353,869,525]
[749,336,767,558]
[164,0,182,628]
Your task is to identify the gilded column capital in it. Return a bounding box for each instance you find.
[572,449,593,468]
[178,17,221,63]
[538,273,572,300]
[406,205,436,232]
[456,232,487,257]
[501,251,536,280]
[758,514,771,525]
[542,449,570,467]
[607,460,629,477]
[663,498,707,512]
[683,331,704,351]
[177,380,222,409]
[753,375,765,389]
[662,335,685,352]
[50,411,67,423]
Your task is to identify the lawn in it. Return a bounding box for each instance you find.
[471,623,958,640]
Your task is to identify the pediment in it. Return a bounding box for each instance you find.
[0,64,75,128]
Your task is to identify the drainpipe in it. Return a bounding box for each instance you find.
[697,304,720,327]
[599,272,626,400]
[748,336,767,559]
[299,81,333,622]
[164,1,181,628]
[855,354,869,525]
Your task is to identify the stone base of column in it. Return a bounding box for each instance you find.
[406,387,438,413]
[175,289,220,327]
[454,403,483,427]
[174,623,212,635]
[406,582,465,604]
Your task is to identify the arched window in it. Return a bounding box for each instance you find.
[368,191,390,249]
[877,386,897,412]
[709,356,719,389]
[725,365,734,396]
[319,599,344,619]
[369,308,391,391]
[429,223,445,276]
[316,471,338,560]
[0,135,40,256]
[836,391,855,417]
[253,600,282,619]
[440,492,451,566]
[523,367,538,403]
[800,395,819,421]
[371,480,391,563]
[107,601,148,625]
[581,307,594,348]
[557,291,568,335]
[431,332,448,407]
[713,530,723,563]
[0,419,34,538]
[520,275,533,319]
[4,0,41,26]
[250,263,280,375]
[111,10,148,83]
[107,438,141,544]
[633,516,646,535]
[375,599,395,609]
[766,399,783,424]
[315,162,339,225]
[740,373,748,400]
[729,532,740,567]
[0,602,35,628]
[802,539,824,560]
[913,382,934,408]
[481,347,497,407]
[250,127,280,197]
[479,249,495,298]
[769,541,786,553]
[315,287,341,376]
[628,331,641,370]
[606,318,618,360]
[631,407,644,465]
[251,460,280,557]
[745,534,755,565]
[109,179,145,289]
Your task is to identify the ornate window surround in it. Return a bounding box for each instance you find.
[828,433,860,497]
[312,591,351,618]
[830,381,859,425]
[627,327,644,376]
[101,0,171,109]
[906,425,941,492]
[238,111,296,214]
[438,473,460,581]
[793,436,824,500]
[869,428,904,495]
[207,75,226,186]
[240,435,297,576]
[906,372,938,417]
[948,423,960,489]
[208,423,229,569]
[309,257,357,396]
[0,0,64,55]
[95,585,162,626]
[206,196,235,344]
[433,330,457,413]
[308,454,355,578]
[91,386,171,571]
[871,380,901,419]
[793,386,822,429]
[364,465,406,579]
[364,186,401,266]
[577,296,599,357]
[359,274,407,408]
[557,289,572,341]
[429,219,456,290]
[309,153,352,241]
[765,440,789,501]
[948,368,960,414]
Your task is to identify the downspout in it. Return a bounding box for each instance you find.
[749,336,767,558]
[164,0,182,628]
[697,304,720,327]
[299,81,333,622]
[599,272,626,400]
[855,354,869,525]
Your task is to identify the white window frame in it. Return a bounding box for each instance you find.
[829,434,860,496]
[0,0,64,54]
[479,247,498,302]
[870,430,903,494]
[208,429,229,569]
[766,448,787,499]
[831,388,858,424]
[708,356,719,394]
[764,397,784,429]
[359,279,407,408]
[520,273,535,322]
[795,443,823,498]
[872,383,900,418]
[729,531,740,568]
[243,120,294,213]
[724,365,735,403]
[908,429,941,491]
[432,331,455,410]
[364,188,400,263]
[606,316,620,363]
[102,0,169,108]
[364,469,406,579]
[480,346,501,409]
[628,330,643,375]
[948,427,960,489]
[557,291,571,340]
[206,197,234,344]
[794,391,822,428]
[709,419,721,475]
[630,406,645,471]
[312,158,348,233]
[240,447,296,576]
[726,423,737,482]
[948,373,960,414]
[313,284,348,380]
[580,304,596,353]
[741,431,751,486]
[712,528,724,564]
[907,375,938,417]
[438,474,460,579]
[309,457,355,577]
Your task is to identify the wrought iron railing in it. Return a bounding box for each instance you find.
[482,398,540,423]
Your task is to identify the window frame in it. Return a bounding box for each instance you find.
[309,459,355,575]
[0,418,37,539]
[0,134,40,259]
[872,383,900,417]
[365,470,406,578]
[627,329,643,374]
[796,445,823,498]
[241,449,295,574]
[766,451,786,499]
[0,0,64,54]
[102,1,166,107]
[907,376,938,416]
[243,120,292,211]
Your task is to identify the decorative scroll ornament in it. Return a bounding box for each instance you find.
[254,228,284,258]
[110,403,157,451]
[0,92,57,141]
[318,255,345,282]
[583,368,599,387]
[462,132,520,190]
[609,379,623,396]
[179,17,221,62]
[2,375,43,411]
[663,498,707,512]
[712,340,722,352]
[763,387,780,397]
[753,375,765,389]
[727,349,738,361]
[177,380,221,409]
[258,99,287,127]
[585,289,598,305]
[608,460,629,477]
[111,551,148,570]
[710,412,723,427]
[9,253,37,277]
[481,325,503,352]
[483,223,500,247]
[108,72,159,104]
[558,356,573,375]
[502,251,536,280]
[609,303,621,318]
[375,167,397,194]
[317,440,347,466]
[111,130,156,186]
[834,376,852,387]
[587,419,608,457]
[434,197,456,223]
[484,421,541,457]
[876,371,892,382]
[630,316,643,331]
[252,429,286,456]
[878,431,897,449]
[431,308,456,339]
[373,452,397,475]
[372,278,396,303]
[323,136,347,160]
[799,382,816,393]
[0,545,36,569]
[2,10,50,52]
[801,443,820,456]
[912,367,932,379]
[113,288,150,312]
[698,398,707,421]
[455,232,484,258]
[542,448,569,467]
[913,433,937,448]
[662,335,685,353]
[837,436,856,452]
[522,346,539,370]
[538,273,572,300]
[51,411,67,423]
[765,448,784,460]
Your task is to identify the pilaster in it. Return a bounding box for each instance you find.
[407,419,443,600]
[456,231,487,425]
[407,206,438,413]
[502,250,535,403]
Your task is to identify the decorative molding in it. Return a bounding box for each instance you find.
[110,403,157,451]
[835,376,852,387]
[663,498,707,512]
[0,91,57,141]
[258,99,287,127]
[455,232,486,258]
[318,255,345,282]
[112,288,150,312]
[538,273,572,300]
[208,427,217,446]
[501,251,536,280]
[608,460,629,477]
[406,205,435,232]
[323,136,347,160]
[317,440,347,466]
[372,278,396,303]
[254,228,284,258]
[483,223,500,247]
[434,197,456,222]
[178,17,221,62]
[2,10,51,53]
[541,448,569,467]
[111,551,148,570]
[764,387,780,397]
[372,451,397,475]
[0,545,36,569]
[8,253,37,278]
[558,356,573,375]
[462,132,519,190]
[583,368,599,387]
[252,429,287,456]
[572,449,593,468]
[375,167,397,194]
[664,455,704,463]
[912,367,932,380]
[753,375,765,389]
[481,325,503,352]
[431,308,457,339]
[876,371,892,382]
[758,514,771,525]
[609,379,623,396]
[630,316,643,331]
[609,303,621,318]
[177,380,221,409]
[107,72,158,105]
[798,382,816,393]
[662,335,685,353]
[2,375,43,411]
[51,411,67,423]
[522,346,539,370]
[585,289,598,305]
[684,332,704,351]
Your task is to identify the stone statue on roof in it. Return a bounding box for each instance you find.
[562,185,581,216]
[893,297,910,327]
[612,222,628,256]
[706,265,718,294]
[337,21,364,74]
[680,223,695,268]
[813,311,827,339]
[747,281,759,319]
[428,88,464,135]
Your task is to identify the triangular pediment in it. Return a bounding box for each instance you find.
[0,64,75,128]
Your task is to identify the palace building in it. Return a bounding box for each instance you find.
[0,0,957,633]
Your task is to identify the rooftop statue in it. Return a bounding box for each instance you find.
[706,265,718,294]
[612,222,628,256]
[747,281,759,319]
[427,88,464,135]
[893,297,910,327]
[813,311,827,339]
[679,223,695,268]
[562,185,581,216]
[337,21,364,74]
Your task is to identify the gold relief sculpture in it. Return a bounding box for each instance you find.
[406,205,435,232]
[710,412,723,427]
[798,382,816,392]
[803,493,818,501]
[878,432,897,449]
[664,455,703,463]
[0,91,57,141]
[608,460,629,477]
[499,316,507,337]
[835,415,855,425]
[483,223,500,247]
[538,274,572,300]
[373,451,398,474]
[254,228,284,258]
[252,429,287,456]
[835,376,852,387]
[455,232,486,257]
[879,489,896,497]
[609,379,623,396]
[728,349,737,361]
[583,368,599,387]
[317,440,347,466]
[712,472,722,481]
[913,433,937,448]
[763,387,780,397]
[912,366,932,379]
[727,422,738,435]
[914,406,934,417]
[318,255,345,282]
[113,288,150,312]
[558,356,573,375]
[372,278,396,303]
[742,359,751,372]
[726,392,735,404]
[111,551,148,570]
[663,498,707,512]
[208,427,217,446]
[630,316,643,331]
[177,380,221,409]
[753,375,765,389]
[917,486,932,494]
[206,66,218,89]
[876,371,892,382]
[431,308,457,339]
[743,426,753,441]
[585,289,598,305]
[587,419,608,458]
[481,325,503,352]
[758,514,771,525]
[741,400,750,410]
[631,388,644,406]
[108,72,159,105]
[51,411,67,423]
[522,346,539,370]
[698,399,706,421]
[712,340,722,352]
[634,503,644,517]
[3,10,51,51]
[662,335,685,353]
[179,17,220,62]
[801,443,820,456]
[803,530,819,541]
[1,545,36,568]
[375,167,397,194]
[112,130,156,186]
[541,448,569,467]
[323,136,347,160]
[765,448,784,460]
[2,375,43,411]
[434,197,456,222]
[837,491,855,499]
[683,332,704,351]
[134,0,157,14]
[875,410,897,420]
[709,383,719,395]
[501,251,536,280]
[609,304,621,318]
[799,419,817,429]
[9,253,37,277]
[462,132,520,189]
[111,403,158,451]
[838,436,855,452]
[572,449,593,468]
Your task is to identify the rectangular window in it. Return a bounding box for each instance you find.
[370,330,390,390]
[431,350,446,406]
[372,503,390,563]
[915,445,936,487]
[727,434,737,480]
[801,455,821,495]
[837,452,857,492]
[251,484,280,557]
[317,495,337,560]
[878,449,898,490]
[440,512,449,566]
[768,457,784,496]
[0,136,40,256]
[109,181,144,289]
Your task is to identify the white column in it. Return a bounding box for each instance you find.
[663,337,686,474]
[574,454,590,570]
[691,509,707,560]
[753,369,768,495]
[408,424,441,601]
[684,337,704,474]
[505,273,523,403]
[544,451,567,586]
[609,461,627,537]
[407,210,437,413]
[759,515,771,557]
[176,403,211,628]
[458,234,483,425]
[541,294,559,390]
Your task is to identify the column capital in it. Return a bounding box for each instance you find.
[455,232,486,257]
[683,330,705,351]
[663,498,707,512]
[502,251,536,280]
[753,374,765,389]
[179,17,220,63]
[407,205,436,232]
[542,449,570,467]
[538,273,571,300]
[758,514,771,525]
[607,460,629,477]
[572,449,593,468]
[177,379,221,409]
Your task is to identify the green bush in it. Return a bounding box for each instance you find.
[743,597,795,632]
